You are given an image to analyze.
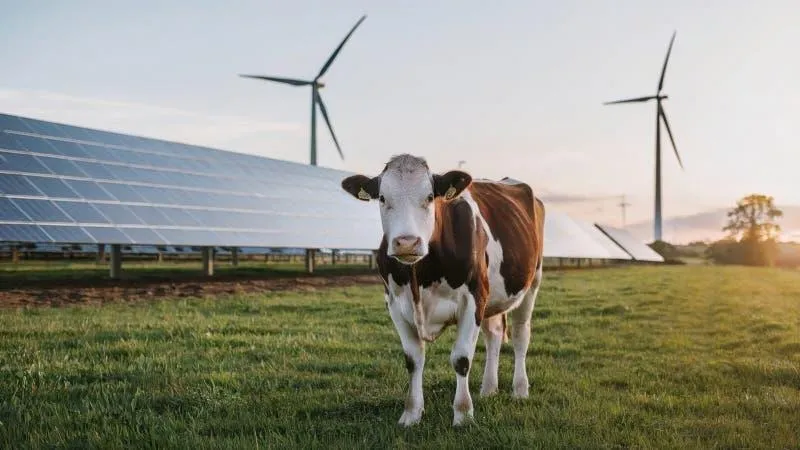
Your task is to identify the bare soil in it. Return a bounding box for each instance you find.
[0,273,383,309]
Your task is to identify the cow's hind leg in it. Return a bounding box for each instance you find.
[509,266,542,399]
[479,313,505,396]
[387,296,426,426]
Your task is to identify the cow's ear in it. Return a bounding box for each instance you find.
[433,170,472,201]
[341,174,380,201]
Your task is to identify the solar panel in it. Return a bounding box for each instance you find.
[570,219,632,260]
[1,112,381,249]
[542,208,633,260]
[595,224,665,262]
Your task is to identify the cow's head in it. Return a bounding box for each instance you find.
[341,154,472,265]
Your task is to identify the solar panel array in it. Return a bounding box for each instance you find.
[0,113,382,250]
[542,208,632,260]
[1,113,663,263]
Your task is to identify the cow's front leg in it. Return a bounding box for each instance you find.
[450,293,481,426]
[387,296,426,426]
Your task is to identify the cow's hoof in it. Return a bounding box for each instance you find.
[398,409,423,427]
[452,409,474,427]
[480,383,498,397]
[511,382,529,399]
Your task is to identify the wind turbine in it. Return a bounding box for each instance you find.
[240,15,367,166]
[604,31,684,242]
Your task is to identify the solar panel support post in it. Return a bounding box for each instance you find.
[331,249,337,266]
[369,250,378,270]
[305,249,316,273]
[202,247,214,276]
[97,244,106,265]
[12,245,20,264]
[109,244,122,279]
[231,248,239,267]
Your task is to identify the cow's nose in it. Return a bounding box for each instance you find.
[393,235,421,253]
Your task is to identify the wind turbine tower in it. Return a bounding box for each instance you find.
[604,31,685,242]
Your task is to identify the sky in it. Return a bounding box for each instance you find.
[1,0,799,239]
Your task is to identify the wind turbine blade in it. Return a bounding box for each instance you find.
[657,31,677,93]
[659,104,683,170]
[603,95,658,105]
[315,91,344,160]
[316,15,367,80]
[239,74,313,86]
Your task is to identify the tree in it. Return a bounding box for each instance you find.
[717,194,783,266]
[723,194,783,241]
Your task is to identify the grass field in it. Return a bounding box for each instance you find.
[1,265,799,448]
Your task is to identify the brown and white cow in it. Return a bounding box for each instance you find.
[341,154,545,427]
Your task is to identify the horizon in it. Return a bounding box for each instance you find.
[2,1,798,243]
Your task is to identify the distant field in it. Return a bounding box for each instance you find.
[1,266,799,448]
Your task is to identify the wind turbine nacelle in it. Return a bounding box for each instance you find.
[315,82,326,89]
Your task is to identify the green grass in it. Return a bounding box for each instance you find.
[1,266,799,449]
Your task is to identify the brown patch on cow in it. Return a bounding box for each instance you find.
[469,181,545,297]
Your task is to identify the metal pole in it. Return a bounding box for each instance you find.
[202,247,214,276]
[109,244,122,279]
[96,243,105,264]
[231,248,239,267]
[305,249,316,273]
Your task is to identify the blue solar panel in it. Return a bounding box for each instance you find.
[0,151,54,174]
[39,225,94,243]
[12,199,74,223]
[0,224,50,242]
[73,161,116,180]
[0,114,29,132]
[99,182,147,203]
[13,134,68,157]
[26,176,80,199]
[125,205,174,226]
[119,227,166,245]
[0,174,42,196]
[37,156,89,178]
[0,197,30,221]
[64,179,116,201]
[83,226,133,244]
[93,203,144,225]
[54,201,110,224]
[0,131,26,152]
[49,140,92,159]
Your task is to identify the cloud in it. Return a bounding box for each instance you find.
[0,88,301,148]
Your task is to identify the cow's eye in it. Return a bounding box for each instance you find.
[379,195,386,204]
[426,194,434,203]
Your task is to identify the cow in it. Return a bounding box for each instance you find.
[340,154,545,427]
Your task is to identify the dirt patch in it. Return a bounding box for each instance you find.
[0,273,383,309]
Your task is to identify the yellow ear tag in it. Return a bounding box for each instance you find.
[357,187,372,200]
[444,186,457,200]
